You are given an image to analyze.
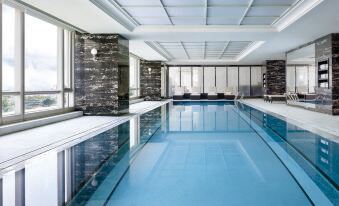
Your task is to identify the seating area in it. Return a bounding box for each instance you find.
[172,86,237,100]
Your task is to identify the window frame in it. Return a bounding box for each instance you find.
[1,3,75,125]
[129,54,140,99]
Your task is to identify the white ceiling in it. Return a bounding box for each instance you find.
[21,0,339,65]
[152,41,253,60]
[114,0,298,26]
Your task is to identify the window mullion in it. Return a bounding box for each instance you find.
[57,27,64,108]
[15,9,25,119]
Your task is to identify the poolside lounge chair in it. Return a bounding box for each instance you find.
[265,94,286,103]
[173,87,185,100]
[208,87,218,100]
[224,87,236,100]
[190,87,201,100]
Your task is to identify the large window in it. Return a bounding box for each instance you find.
[1,4,74,124]
[168,66,263,97]
[168,67,180,96]
[2,5,18,116]
[216,67,226,93]
[203,67,215,93]
[239,67,250,96]
[180,67,191,92]
[251,66,263,96]
[192,67,203,92]
[129,55,140,98]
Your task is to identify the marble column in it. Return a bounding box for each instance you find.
[140,60,162,101]
[265,60,286,95]
[315,33,339,115]
[74,33,129,115]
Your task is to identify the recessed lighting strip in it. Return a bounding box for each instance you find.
[90,0,139,31]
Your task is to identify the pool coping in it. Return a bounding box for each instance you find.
[240,100,339,143]
[0,100,171,177]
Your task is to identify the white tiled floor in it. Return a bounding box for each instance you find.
[0,100,170,173]
[242,99,339,142]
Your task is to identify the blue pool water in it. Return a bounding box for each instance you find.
[67,101,338,206]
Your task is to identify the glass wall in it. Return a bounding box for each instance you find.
[192,67,203,92]
[286,65,316,94]
[129,55,140,98]
[203,67,215,93]
[168,66,263,97]
[1,3,74,124]
[286,66,296,92]
[239,67,250,96]
[309,66,316,93]
[181,67,192,92]
[168,67,180,96]
[296,66,308,93]
[227,67,238,94]
[250,66,262,96]
[216,67,226,93]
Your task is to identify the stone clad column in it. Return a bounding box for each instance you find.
[315,33,339,115]
[74,34,129,115]
[265,60,286,95]
[140,60,162,101]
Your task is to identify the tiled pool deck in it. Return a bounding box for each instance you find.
[242,99,339,142]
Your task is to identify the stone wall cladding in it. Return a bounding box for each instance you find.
[315,34,333,114]
[140,60,162,101]
[331,34,339,115]
[74,33,129,115]
[265,60,286,95]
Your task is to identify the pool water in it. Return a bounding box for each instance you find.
[106,102,312,206]
[63,101,339,206]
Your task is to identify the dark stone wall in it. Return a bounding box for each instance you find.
[265,60,286,95]
[140,60,162,101]
[74,33,129,115]
[315,34,333,114]
[315,33,339,115]
[331,34,339,115]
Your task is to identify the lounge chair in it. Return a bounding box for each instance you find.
[190,87,201,100]
[208,87,218,100]
[173,87,184,100]
[265,94,286,103]
[224,87,236,100]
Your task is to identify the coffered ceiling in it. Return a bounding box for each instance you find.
[146,41,255,61]
[22,0,339,65]
[113,0,298,26]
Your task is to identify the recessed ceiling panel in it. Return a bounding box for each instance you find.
[156,41,253,60]
[254,0,297,5]
[116,0,161,6]
[247,7,289,16]
[209,0,251,5]
[208,7,246,17]
[166,7,205,17]
[136,18,172,25]
[171,18,205,25]
[124,7,167,17]
[162,0,205,6]
[241,17,276,25]
[207,18,239,25]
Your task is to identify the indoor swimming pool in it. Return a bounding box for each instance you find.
[2,101,338,206]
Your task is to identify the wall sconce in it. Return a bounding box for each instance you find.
[148,67,152,74]
[91,48,98,61]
